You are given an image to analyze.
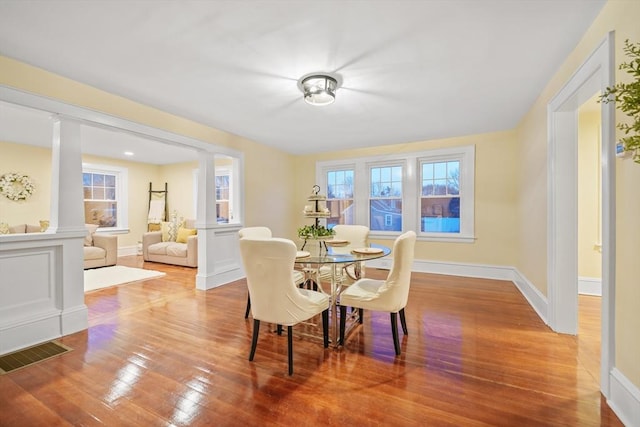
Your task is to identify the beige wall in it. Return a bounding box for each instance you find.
[0,141,51,226]
[578,107,602,279]
[516,0,640,386]
[295,130,520,267]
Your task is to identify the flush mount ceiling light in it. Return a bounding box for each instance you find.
[299,74,338,106]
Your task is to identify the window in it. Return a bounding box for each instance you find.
[216,172,230,223]
[326,168,354,228]
[420,160,460,233]
[317,145,474,242]
[369,165,403,232]
[83,164,128,230]
[194,155,241,225]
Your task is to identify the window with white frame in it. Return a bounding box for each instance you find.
[82,163,128,230]
[420,160,460,233]
[317,145,475,242]
[216,170,230,223]
[326,168,354,228]
[369,164,403,232]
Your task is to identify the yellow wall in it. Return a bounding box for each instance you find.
[294,130,520,267]
[0,141,51,226]
[578,107,602,279]
[516,0,640,386]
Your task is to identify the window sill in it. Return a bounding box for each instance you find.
[97,228,129,235]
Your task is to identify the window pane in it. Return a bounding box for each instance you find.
[420,197,460,233]
[84,201,117,227]
[326,199,354,228]
[93,187,105,200]
[370,199,402,231]
[83,173,91,186]
[93,174,105,186]
[105,188,116,200]
[433,179,447,195]
[422,163,433,180]
[434,162,447,179]
[104,174,116,187]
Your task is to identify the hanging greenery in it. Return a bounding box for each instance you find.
[599,39,640,163]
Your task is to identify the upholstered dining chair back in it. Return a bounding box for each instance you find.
[238,226,272,239]
[377,230,417,312]
[332,224,369,248]
[239,237,328,326]
[338,231,416,355]
[239,237,330,375]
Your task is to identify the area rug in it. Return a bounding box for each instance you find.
[84,265,165,292]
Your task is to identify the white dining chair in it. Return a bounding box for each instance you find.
[332,224,370,283]
[338,230,416,355]
[239,226,305,318]
[239,237,330,375]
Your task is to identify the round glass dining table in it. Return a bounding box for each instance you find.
[294,243,391,346]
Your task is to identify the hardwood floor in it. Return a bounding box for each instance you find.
[0,256,622,426]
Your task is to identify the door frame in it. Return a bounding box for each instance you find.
[547,32,615,396]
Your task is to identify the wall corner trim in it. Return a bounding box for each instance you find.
[608,368,640,427]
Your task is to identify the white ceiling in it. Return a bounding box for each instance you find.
[0,0,606,161]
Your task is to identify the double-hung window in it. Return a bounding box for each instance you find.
[369,164,403,232]
[82,163,128,231]
[317,145,474,242]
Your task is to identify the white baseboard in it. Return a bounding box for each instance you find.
[118,245,139,257]
[609,368,640,427]
[579,276,602,296]
[373,258,550,326]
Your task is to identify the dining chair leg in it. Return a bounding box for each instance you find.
[244,294,251,319]
[249,319,260,361]
[358,308,364,324]
[390,312,401,356]
[322,309,329,348]
[287,325,293,376]
[399,308,408,335]
[277,324,283,335]
[339,305,347,346]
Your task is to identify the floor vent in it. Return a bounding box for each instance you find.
[0,341,72,374]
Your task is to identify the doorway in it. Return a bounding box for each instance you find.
[547,32,615,396]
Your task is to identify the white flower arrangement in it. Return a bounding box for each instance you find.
[0,173,35,201]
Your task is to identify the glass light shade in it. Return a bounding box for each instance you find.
[301,75,337,106]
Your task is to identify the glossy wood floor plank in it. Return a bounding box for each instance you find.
[0,256,622,426]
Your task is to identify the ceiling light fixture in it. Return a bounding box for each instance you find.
[299,74,338,106]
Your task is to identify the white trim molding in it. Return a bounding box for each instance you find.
[578,276,602,296]
[609,368,640,427]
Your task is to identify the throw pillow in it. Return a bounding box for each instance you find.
[85,224,99,246]
[161,221,171,242]
[168,219,178,242]
[0,222,9,234]
[176,227,196,243]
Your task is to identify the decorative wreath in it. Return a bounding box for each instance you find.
[0,173,35,201]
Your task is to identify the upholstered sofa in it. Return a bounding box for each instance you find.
[83,225,118,269]
[6,223,117,269]
[142,219,197,267]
